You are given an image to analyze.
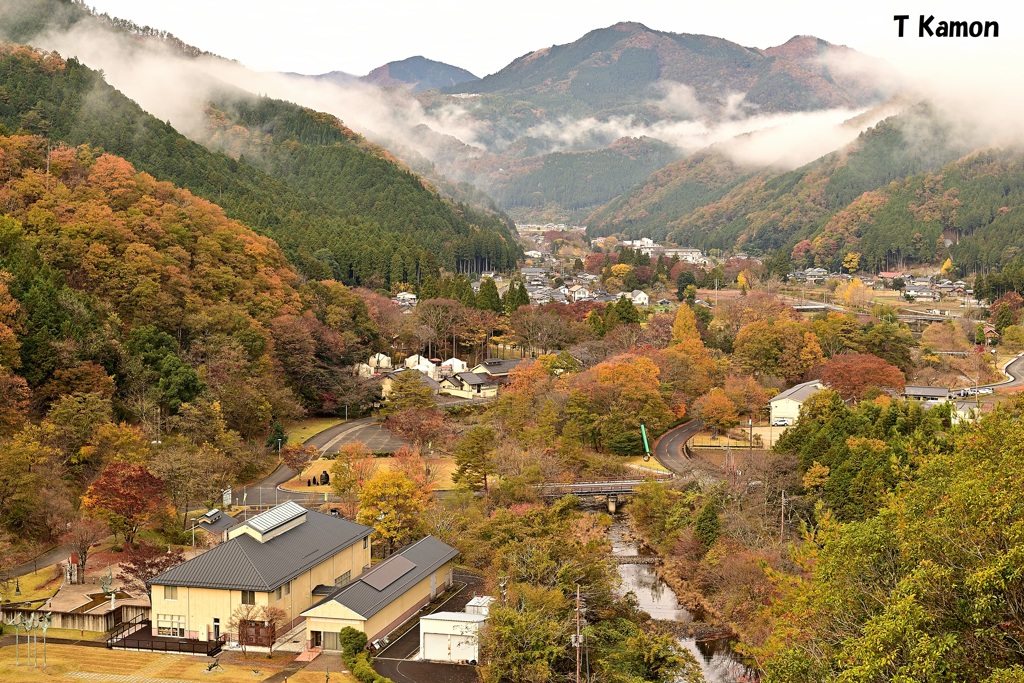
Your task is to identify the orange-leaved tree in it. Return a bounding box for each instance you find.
[82,461,166,545]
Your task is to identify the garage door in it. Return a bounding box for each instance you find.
[423,633,453,662]
[423,631,477,663]
[450,632,477,662]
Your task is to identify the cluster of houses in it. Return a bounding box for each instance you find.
[140,501,488,663]
[769,379,984,428]
[788,268,976,304]
[520,266,654,307]
[357,352,523,402]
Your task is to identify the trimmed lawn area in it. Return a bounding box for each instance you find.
[2,565,63,606]
[283,455,459,492]
[284,417,346,446]
[624,456,671,474]
[290,671,357,683]
[0,626,105,642]
[0,643,302,682]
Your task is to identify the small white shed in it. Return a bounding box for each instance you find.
[465,596,495,616]
[419,612,486,664]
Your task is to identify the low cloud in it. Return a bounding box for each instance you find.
[15,5,1024,199]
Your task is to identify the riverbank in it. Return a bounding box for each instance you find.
[608,516,752,682]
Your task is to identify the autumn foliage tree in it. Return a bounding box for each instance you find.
[818,353,906,400]
[117,540,185,594]
[82,461,167,545]
[356,470,427,555]
[693,388,740,432]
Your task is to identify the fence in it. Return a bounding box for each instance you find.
[2,604,149,633]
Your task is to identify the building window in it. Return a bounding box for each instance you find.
[156,614,185,637]
[241,590,255,605]
[164,585,177,601]
[275,586,282,600]
[363,537,368,550]
[284,581,290,596]
[334,571,351,587]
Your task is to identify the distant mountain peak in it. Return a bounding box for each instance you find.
[361,55,478,93]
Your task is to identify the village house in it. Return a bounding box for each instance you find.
[470,358,524,383]
[148,502,373,645]
[625,289,650,307]
[568,285,592,302]
[903,385,951,403]
[440,357,469,376]
[769,380,825,425]
[439,372,498,399]
[302,536,458,649]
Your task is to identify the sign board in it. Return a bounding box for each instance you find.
[222,487,232,507]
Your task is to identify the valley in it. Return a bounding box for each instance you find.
[0,2,1023,682]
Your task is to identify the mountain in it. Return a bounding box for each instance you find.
[446,22,891,118]
[585,149,757,239]
[490,136,682,221]
[587,103,1024,274]
[403,22,899,222]
[362,56,478,92]
[0,41,519,288]
[0,127,381,425]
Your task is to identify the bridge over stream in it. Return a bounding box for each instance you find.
[536,475,672,512]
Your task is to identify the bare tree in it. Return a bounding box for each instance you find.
[60,518,108,583]
[228,604,288,655]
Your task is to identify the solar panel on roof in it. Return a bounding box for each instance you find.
[362,555,416,591]
[246,501,306,533]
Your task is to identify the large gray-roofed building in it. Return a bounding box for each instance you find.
[150,502,373,592]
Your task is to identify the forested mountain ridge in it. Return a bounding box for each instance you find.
[446,22,889,117]
[0,127,380,434]
[586,104,1024,274]
[0,43,520,286]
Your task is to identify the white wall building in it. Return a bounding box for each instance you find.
[419,612,486,664]
[769,380,825,425]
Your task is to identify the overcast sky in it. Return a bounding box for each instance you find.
[82,0,1018,77]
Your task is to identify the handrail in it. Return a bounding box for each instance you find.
[107,612,147,645]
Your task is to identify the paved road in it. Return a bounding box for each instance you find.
[7,544,66,579]
[305,417,412,455]
[652,420,702,475]
[986,353,1024,390]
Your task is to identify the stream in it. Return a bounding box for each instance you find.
[608,517,753,683]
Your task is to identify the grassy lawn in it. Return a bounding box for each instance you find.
[624,456,671,474]
[1,565,63,606]
[0,643,315,682]
[0,626,105,642]
[290,671,357,683]
[282,456,459,493]
[283,417,347,446]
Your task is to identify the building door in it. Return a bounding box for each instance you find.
[312,631,322,648]
[213,618,220,640]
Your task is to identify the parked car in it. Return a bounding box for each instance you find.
[977,387,994,395]
[771,418,791,427]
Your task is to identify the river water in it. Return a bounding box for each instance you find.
[608,518,752,683]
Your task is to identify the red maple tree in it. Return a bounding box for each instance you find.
[82,461,166,545]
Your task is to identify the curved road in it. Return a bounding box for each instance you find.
[985,353,1024,390]
[652,420,702,475]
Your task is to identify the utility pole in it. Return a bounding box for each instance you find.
[575,585,582,683]
[780,490,786,542]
